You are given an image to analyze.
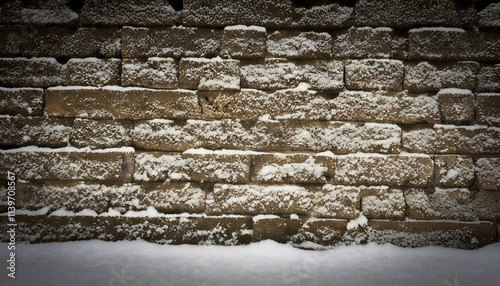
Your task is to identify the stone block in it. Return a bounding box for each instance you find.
[476,158,500,190]
[291,3,353,29]
[253,217,302,243]
[179,58,240,90]
[361,188,405,220]
[0,116,72,147]
[437,88,474,124]
[122,58,178,89]
[0,87,43,116]
[292,219,348,246]
[435,156,474,188]
[267,30,332,59]
[66,58,121,87]
[477,65,500,92]
[0,2,78,25]
[345,59,404,91]
[477,93,500,126]
[0,58,64,87]
[474,191,500,221]
[70,119,132,149]
[479,3,500,29]
[220,25,266,59]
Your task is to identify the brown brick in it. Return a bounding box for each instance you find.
[479,3,500,29]
[250,154,334,184]
[267,30,332,59]
[335,154,433,187]
[0,3,78,25]
[179,58,240,91]
[122,58,178,89]
[253,217,303,243]
[122,26,221,58]
[220,26,266,59]
[476,158,500,190]
[404,61,479,92]
[80,0,177,26]
[361,188,405,220]
[0,87,43,116]
[477,93,500,126]
[403,125,500,154]
[474,191,500,221]
[0,58,64,88]
[345,59,404,91]
[293,219,348,246]
[66,58,121,87]
[45,87,201,120]
[0,116,72,147]
[291,3,353,29]
[70,119,132,149]
[438,89,474,124]
[477,65,500,92]
[435,156,474,188]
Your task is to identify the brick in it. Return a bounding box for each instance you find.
[479,3,500,29]
[0,116,72,147]
[250,154,334,184]
[435,156,474,188]
[477,65,500,92]
[355,0,477,28]
[404,61,479,92]
[66,58,121,87]
[292,219,348,246]
[221,25,266,59]
[241,59,344,91]
[208,184,362,219]
[0,148,134,181]
[474,191,500,221]
[0,87,43,116]
[0,58,64,88]
[179,58,240,91]
[267,30,332,59]
[477,93,500,126]
[122,58,178,89]
[437,89,474,124]
[476,158,500,190]
[0,0,78,25]
[134,152,250,183]
[333,90,440,124]
[45,87,201,120]
[122,26,221,58]
[0,26,121,57]
[345,59,404,91]
[182,0,293,28]
[81,0,177,26]
[361,188,405,220]
[253,217,303,243]
[335,154,433,187]
[409,29,500,62]
[0,182,7,213]
[291,3,353,29]
[332,27,407,59]
[70,119,132,149]
[403,125,500,154]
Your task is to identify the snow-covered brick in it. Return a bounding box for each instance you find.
[474,191,500,221]
[252,217,302,243]
[404,61,479,92]
[241,59,344,91]
[292,219,348,246]
[435,156,474,188]
[221,26,266,59]
[334,154,433,187]
[437,89,474,124]
[267,30,332,59]
[0,116,72,147]
[179,58,240,91]
[291,3,353,29]
[71,119,132,149]
[45,87,201,119]
[80,0,177,26]
[1,6,79,25]
[475,158,500,190]
[208,184,361,219]
[333,90,440,124]
[477,65,500,92]
[134,152,250,183]
[361,188,405,220]
[182,0,292,28]
[0,87,44,116]
[479,3,500,29]
[122,26,221,58]
[250,154,334,184]
[66,58,121,87]
[477,94,500,126]
[403,125,500,154]
[354,0,477,28]
[345,59,404,91]
[0,58,65,87]
[122,58,178,89]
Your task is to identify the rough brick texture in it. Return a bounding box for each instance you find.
[477,94,500,126]
[437,89,474,124]
[221,26,266,59]
[267,30,332,59]
[345,60,404,91]
[179,58,240,90]
[122,58,178,89]
[0,87,43,116]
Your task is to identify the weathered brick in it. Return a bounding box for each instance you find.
[474,191,500,221]
[476,158,500,190]
[179,58,240,91]
[291,3,353,29]
[250,154,334,184]
[0,182,7,213]
[134,152,250,183]
[479,3,500,29]
[335,154,433,187]
[0,116,72,147]
[404,61,479,92]
[267,30,332,59]
[208,184,362,219]
[122,58,178,89]
[345,59,404,91]
[409,29,500,62]
[70,119,132,149]
[355,0,477,28]
[45,87,201,120]
[66,58,121,87]
[0,4,78,25]
[477,65,500,92]
[0,58,64,87]
[477,93,500,126]
[403,125,500,154]
[333,90,440,124]
[221,25,266,59]
[182,0,293,28]
[437,88,474,124]
[292,219,348,246]
[81,0,177,26]
[122,26,221,58]
[253,217,303,243]
[0,87,43,116]
[361,188,405,220]
[241,59,344,91]
[435,156,474,188]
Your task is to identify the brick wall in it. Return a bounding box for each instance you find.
[0,0,499,249]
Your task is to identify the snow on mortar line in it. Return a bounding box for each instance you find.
[0,87,44,91]
[433,124,499,130]
[437,88,473,95]
[183,148,266,155]
[0,57,60,63]
[411,27,466,33]
[0,145,135,153]
[403,218,493,224]
[252,214,281,222]
[182,56,226,62]
[477,93,500,96]
[47,86,196,93]
[224,25,266,32]
[352,26,393,32]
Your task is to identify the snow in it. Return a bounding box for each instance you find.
[0,146,135,153]
[411,27,466,33]
[346,213,368,230]
[437,88,472,95]
[224,25,266,32]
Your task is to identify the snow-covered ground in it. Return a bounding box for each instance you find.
[1,240,499,286]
